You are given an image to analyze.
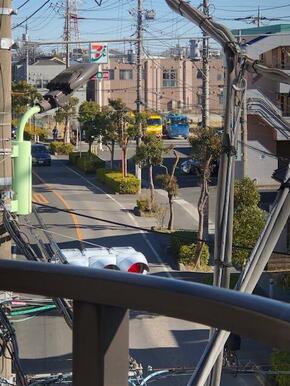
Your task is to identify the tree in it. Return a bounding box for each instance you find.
[107,99,138,177]
[189,127,222,266]
[55,96,79,144]
[233,177,266,268]
[135,135,166,211]
[78,101,100,153]
[12,81,41,117]
[98,105,118,169]
[156,150,179,230]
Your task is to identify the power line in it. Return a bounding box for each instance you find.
[12,0,51,30]
[17,0,31,10]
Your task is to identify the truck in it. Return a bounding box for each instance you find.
[144,114,163,137]
[165,113,189,139]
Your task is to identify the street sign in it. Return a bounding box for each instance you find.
[90,70,110,81]
[89,43,109,64]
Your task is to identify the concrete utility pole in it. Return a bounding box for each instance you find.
[0,0,12,381]
[65,0,70,68]
[202,0,209,130]
[135,0,143,183]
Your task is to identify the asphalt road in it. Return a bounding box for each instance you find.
[13,156,271,386]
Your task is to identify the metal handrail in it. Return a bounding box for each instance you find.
[1,259,290,349]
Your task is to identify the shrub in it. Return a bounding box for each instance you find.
[76,153,104,173]
[69,152,81,165]
[96,169,140,194]
[170,230,197,258]
[179,243,209,268]
[50,141,73,155]
[136,196,150,212]
[271,351,290,386]
[24,124,48,141]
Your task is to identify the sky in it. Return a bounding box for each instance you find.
[11,0,290,54]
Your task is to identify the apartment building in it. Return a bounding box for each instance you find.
[234,24,290,187]
[86,54,225,117]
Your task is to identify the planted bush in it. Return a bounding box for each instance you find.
[179,243,209,268]
[76,153,104,173]
[69,152,81,165]
[170,230,197,258]
[271,351,290,386]
[50,141,73,155]
[96,168,140,194]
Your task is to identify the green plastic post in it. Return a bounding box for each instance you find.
[12,106,41,215]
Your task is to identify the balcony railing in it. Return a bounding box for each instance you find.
[1,259,290,386]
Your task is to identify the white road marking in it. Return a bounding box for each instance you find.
[65,166,173,275]
[157,189,215,233]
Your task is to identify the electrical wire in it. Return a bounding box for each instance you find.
[17,0,31,10]
[12,0,51,30]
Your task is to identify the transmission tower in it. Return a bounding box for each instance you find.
[63,0,80,67]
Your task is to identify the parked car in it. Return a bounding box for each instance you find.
[32,144,51,166]
[181,159,219,176]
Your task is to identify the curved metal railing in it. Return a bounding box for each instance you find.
[1,259,290,385]
[247,89,290,139]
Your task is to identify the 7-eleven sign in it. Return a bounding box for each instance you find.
[89,43,109,64]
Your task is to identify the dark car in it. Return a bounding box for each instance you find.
[32,144,51,166]
[180,159,219,177]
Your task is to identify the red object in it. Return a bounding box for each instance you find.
[128,263,142,273]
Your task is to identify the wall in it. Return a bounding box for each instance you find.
[247,115,278,186]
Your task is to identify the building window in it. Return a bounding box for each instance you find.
[162,69,177,87]
[36,79,42,88]
[197,69,203,79]
[217,73,223,81]
[120,69,133,80]
[109,69,114,80]
[219,88,224,105]
[42,80,49,88]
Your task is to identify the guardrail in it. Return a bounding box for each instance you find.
[1,259,290,386]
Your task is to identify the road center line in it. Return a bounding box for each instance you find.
[33,171,84,245]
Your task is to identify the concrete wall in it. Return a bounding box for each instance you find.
[247,116,278,186]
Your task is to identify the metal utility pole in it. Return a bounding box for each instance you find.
[0,0,12,381]
[202,0,210,240]
[135,0,143,183]
[241,93,248,178]
[65,0,70,68]
[202,0,209,130]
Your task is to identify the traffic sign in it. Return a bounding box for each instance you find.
[89,43,109,64]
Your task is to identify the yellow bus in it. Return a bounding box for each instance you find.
[145,114,163,137]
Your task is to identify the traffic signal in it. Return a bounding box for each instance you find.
[60,247,149,274]
[83,248,119,270]
[110,247,149,274]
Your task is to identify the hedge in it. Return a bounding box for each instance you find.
[50,141,73,155]
[96,168,141,194]
[69,152,105,173]
[271,351,290,386]
[179,243,209,268]
[76,153,105,173]
[170,230,197,258]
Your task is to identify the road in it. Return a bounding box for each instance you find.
[13,155,271,386]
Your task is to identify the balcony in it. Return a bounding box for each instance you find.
[1,259,290,385]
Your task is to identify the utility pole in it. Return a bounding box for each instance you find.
[0,0,12,381]
[257,6,261,27]
[241,92,248,178]
[65,0,70,68]
[135,0,143,183]
[202,0,210,241]
[202,0,209,130]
